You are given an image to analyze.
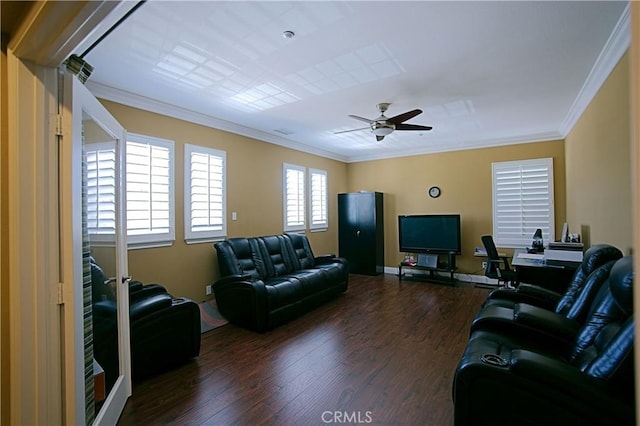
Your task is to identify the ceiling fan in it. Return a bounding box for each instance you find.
[335,103,433,141]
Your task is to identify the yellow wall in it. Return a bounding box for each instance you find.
[345,141,566,275]
[101,101,348,301]
[565,52,632,254]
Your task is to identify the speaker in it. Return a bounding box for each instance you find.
[417,254,438,268]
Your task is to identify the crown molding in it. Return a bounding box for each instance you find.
[86,81,349,163]
[344,131,563,163]
[559,2,630,137]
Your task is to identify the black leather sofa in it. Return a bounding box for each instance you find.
[91,259,201,389]
[480,243,623,311]
[469,244,623,348]
[214,233,349,332]
[452,255,635,425]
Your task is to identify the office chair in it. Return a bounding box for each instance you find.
[481,235,518,288]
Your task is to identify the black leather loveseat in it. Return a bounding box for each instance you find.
[91,259,201,389]
[214,233,349,332]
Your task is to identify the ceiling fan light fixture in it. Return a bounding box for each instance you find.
[371,122,395,136]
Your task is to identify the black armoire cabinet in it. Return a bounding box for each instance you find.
[338,192,384,275]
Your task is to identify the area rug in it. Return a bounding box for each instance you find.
[198,299,229,333]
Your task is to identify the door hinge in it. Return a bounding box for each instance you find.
[57,282,64,305]
[54,113,63,136]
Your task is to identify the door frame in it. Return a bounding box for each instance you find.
[6,46,63,426]
[5,2,136,424]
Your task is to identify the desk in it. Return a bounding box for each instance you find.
[512,248,581,293]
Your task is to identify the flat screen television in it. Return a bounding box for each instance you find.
[398,214,462,254]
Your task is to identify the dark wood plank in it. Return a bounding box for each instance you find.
[117,274,489,425]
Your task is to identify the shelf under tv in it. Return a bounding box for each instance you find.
[397,252,457,285]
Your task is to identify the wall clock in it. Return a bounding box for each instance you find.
[428,186,441,198]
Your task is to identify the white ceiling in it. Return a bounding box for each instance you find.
[81,1,630,163]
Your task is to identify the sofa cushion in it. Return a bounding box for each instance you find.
[314,262,348,284]
[264,277,302,310]
[223,238,262,279]
[256,235,296,277]
[286,269,330,297]
[285,233,316,269]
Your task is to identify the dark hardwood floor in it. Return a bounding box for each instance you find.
[117,274,490,425]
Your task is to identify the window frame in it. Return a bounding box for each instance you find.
[125,133,176,249]
[283,163,306,233]
[309,168,328,232]
[184,143,227,244]
[492,157,555,248]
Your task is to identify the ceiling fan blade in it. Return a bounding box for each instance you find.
[376,135,385,142]
[395,123,433,131]
[334,126,369,135]
[387,109,422,125]
[348,114,373,123]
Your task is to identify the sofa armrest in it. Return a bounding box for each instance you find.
[129,296,201,378]
[214,274,254,286]
[314,254,337,264]
[93,299,117,317]
[471,304,578,350]
[130,293,173,321]
[213,276,269,332]
[129,280,144,292]
[454,348,634,425]
[130,283,169,304]
[512,303,580,341]
[488,284,562,310]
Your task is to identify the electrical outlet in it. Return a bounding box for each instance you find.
[482,261,487,269]
[205,285,212,296]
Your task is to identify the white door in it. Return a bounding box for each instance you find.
[61,73,131,425]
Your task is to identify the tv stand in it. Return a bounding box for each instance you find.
[398,252,457,285]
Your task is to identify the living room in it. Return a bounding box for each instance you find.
[2,1,639,425]
[103,47,631,305]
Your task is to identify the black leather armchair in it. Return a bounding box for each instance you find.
[91,260,201,388]
[452,256,635,425]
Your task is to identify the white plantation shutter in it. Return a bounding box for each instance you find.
[85,143,116,239]
[283,163,306,232]
[185,144,226,242]
[126,134,175,246]
[309,168,328,230]
[492,158,554,247]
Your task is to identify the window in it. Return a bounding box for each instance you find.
[85,133,175,248]
[283,163,306,232]
[85,142,116,239]
[126,134,175,247]
[492,158,554,247]
[184,144,226,243]
[309,168,328,231]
